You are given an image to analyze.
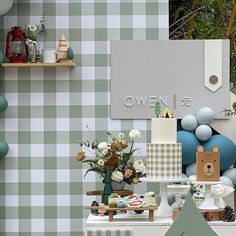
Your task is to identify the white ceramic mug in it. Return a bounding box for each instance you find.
[42,48,59,63]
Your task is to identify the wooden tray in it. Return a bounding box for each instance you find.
[85,206,158,222]
[200,209,224,221]
[86,189,133,197]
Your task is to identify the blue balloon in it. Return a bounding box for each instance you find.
[195,125,212,141]
[223,168,236,185]
[220,176,234,188]
[0,139,9,158]
[197,107,214,125]
[204,135,236,171]
[181,115,198,131]
[186,162,196,176]
[0,96,8,112]
[177,131,200,165]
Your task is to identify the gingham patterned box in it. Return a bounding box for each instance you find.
[87,229,132,236]
[146,143,182,179]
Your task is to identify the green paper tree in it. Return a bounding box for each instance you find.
[102,171,113,205]
[165,192,218,236]
[154,101,161,118]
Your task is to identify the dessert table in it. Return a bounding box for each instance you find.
[85,212,236,236]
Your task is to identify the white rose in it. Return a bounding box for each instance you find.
[102,148,108,155]
[188,175,196,182]
[111,170,124,182]
[146,191,155,197]
[118,132,125,139]
[133,160,146,173]
[129,129,141,140]
[97,159,104,166]
[98,142,108,150]
[28,23,38,32]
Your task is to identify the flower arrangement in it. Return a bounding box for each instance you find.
[76,129,146,185]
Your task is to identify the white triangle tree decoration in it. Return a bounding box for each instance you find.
[165,192,218,236]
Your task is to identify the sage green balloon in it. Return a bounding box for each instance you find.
[0,96,8,112]
[0,139,9,158]
[0,51,4,64]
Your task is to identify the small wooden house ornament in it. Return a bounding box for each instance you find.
[196,145,220,181]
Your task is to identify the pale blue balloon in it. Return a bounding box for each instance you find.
[181,173,188,184]
[181,115,198,131]
[220,176,234,188]
[223,168,236,185]
[197,107,214,125]
[181,173,188,178]
[186,162,196,176]
[195,124,212,141]
[156,193,175,205]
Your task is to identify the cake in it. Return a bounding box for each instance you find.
[146,118,182,179]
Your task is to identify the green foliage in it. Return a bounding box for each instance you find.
[79,140,98,149]
[170,0,236,87]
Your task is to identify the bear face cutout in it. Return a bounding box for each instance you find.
[203,162,214,176]
[196,145,220,181]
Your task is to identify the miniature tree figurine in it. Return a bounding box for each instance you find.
[102,171,113,205]
[58,34,68,63]
[154,101,161,118]
[67,47,74,63]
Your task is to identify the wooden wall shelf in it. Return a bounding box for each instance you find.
[1,62,75,68]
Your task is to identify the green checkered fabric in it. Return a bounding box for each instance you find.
[0,0,168,235]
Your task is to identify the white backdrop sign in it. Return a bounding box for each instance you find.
[111,40,230,119]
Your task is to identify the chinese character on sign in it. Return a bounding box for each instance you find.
[181,97,191,107]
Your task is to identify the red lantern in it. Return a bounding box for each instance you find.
[5,26,29,63]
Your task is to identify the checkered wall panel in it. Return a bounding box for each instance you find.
[0,0,168,235]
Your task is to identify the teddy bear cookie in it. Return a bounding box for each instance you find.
[196,145,220,181]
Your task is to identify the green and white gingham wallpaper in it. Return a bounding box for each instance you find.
[0,0,168,235]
